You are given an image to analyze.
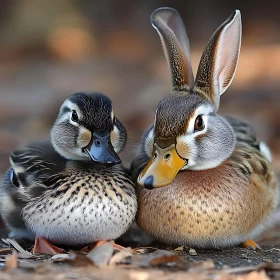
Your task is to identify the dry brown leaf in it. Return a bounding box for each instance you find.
[150,254,188,267]
[130,249,189,269]
[175,245,185,251]
[5,251,18,270]
[54,251,94,267]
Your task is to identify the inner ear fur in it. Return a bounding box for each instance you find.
[194,11,242,109]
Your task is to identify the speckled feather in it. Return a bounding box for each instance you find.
[1,141,137,246]
[137,139,278,247]
[0,92,137,245]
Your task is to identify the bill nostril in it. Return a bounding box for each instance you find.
[144,176,154,190]
[164,153,171,160]
[95,140,101,147]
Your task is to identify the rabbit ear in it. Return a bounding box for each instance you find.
[151,7,194,92]
[195,10,242,109]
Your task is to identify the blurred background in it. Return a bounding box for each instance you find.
[0,0,279,241]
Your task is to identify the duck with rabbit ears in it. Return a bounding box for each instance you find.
[131,8,278,249]
[0,92,137,254]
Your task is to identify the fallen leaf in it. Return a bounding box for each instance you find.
[189,248,197,256]
[131,249,188,269]
[5,251,18,270]
[150,254,188,267]
[133,247,158,254]
[109,248,133,266]
[17,251,35,259]
[2,238,29,253]
[54,251,94,267]
[87,242,114,266]
[50,254,70,261]
[175,245,185,251]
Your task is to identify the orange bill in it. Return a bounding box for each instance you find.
[137,144,187,189]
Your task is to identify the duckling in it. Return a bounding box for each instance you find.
[0,92,137,254]
[131,8,278,249]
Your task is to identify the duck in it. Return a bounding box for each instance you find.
[0,92,137,254]
[130,8,279,249]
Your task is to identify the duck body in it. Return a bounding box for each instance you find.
[136,132,278,248]
[131,8,279,248]
[1,143,136,245]
[0,92,137,247]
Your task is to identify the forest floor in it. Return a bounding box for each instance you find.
[0,221,279,280]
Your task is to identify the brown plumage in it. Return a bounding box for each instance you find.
[138,142,278,247]
[131,8,279,248]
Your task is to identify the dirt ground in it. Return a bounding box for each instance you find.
[0,221,279,280]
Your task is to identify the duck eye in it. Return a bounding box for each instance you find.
[194,115,204,132]
[71,110,79,123]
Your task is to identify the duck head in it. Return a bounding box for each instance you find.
[137,8,242,189]
[51,92,126,165]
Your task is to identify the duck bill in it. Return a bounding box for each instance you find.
[137,144,187,189]
[84,132,121,166]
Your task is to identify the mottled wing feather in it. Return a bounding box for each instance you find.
[225,117,277,198]
[10,141,67,195]
[225,116,260,150]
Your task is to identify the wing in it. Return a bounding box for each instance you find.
[0,141,67,238]
[225,116,260,150]
[9,141,67,198]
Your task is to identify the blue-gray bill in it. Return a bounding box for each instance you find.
[84,132,121,166]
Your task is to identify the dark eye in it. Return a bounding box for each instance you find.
[71,110,79,122]
[194,115,204,131]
